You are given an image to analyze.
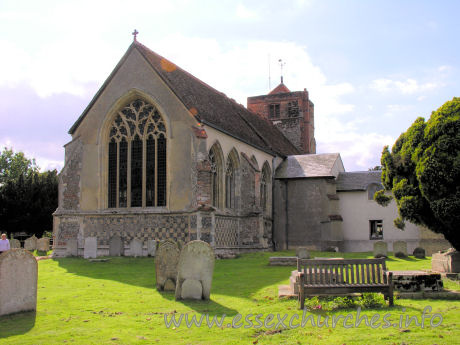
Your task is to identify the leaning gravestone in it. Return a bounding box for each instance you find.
[296,247,310,259]
[83,237,97,259]
[175,240,215,300]
[24,235,38,251]
[66,239,78,256]
[413,247,426,259]
[37,238,50,252]
[109,235,124,256]
[393,241,408,257]
[155,240,180,291]
[147,239,156,257]
[0,249,37,316]
[129,238,143,257]
[373,241,388,258]
[9,239,21,249]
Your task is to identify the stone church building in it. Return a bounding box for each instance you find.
[52,39,449,257]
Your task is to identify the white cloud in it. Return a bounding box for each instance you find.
[236,3,259,19]
[370,78,440,95]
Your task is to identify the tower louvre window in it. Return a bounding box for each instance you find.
[107,99,167,208]
[269,103,280,118]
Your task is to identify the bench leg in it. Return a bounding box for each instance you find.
[298,273,305,310]
[388,272,394,306]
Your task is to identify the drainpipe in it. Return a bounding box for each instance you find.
[271,156,276,251]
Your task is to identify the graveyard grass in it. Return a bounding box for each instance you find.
[1,252,459,345]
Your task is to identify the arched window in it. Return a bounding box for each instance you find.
[225,159,235,208]
[209,144,223,208]
[260,162,271,212]
[108,98,167,208]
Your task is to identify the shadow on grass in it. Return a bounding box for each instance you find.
[0,310,36,338]
[55,254,294,300]
[160,292,239,316]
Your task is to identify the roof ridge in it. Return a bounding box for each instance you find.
[134,41,227,99]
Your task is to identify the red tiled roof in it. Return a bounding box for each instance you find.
[70,42,299,156]
[268,83,291,95]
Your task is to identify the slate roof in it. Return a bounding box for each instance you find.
[69,41,299,157]
[275,153,343,179]
[336,171,383,191]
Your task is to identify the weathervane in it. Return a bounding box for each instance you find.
[132,29,139,42]
[278,59,285,84]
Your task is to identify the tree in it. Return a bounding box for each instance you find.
[377,97,460,250]
[0,147,39,184]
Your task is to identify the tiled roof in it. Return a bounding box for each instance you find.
[275,153,343,179]
[336,171,383,191]
[268,83,291,94]
[69,41,299,157]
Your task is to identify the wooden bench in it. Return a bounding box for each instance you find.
[297,258,393,309]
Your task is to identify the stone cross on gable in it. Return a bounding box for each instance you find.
[132,29,139,41]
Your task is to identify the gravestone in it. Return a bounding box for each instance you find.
[296,247,310,259]
[432,248,460,273]
[9,239,21,249]
[24,235,38,251]
[373,241,388,258]
[37,238,50,252]
[109,235,124,256]
[0,249,37,316]
[393,241,407,257]
[155,240,180,291]
[147,239,156,257]
[65,239,78,256]
[129,238,143,257]
[413,247,426,259]
[83,237,97,259]
[175,240,215,300]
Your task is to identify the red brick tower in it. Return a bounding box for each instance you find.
[247,81,315,154]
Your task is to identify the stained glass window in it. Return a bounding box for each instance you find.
[108,98,167,208]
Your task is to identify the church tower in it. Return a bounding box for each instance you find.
[247,81,316,154]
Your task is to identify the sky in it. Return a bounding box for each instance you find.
[0,0,459,172]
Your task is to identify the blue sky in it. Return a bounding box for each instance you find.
[0,0,458,171]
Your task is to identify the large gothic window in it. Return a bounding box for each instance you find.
[108,99,167,208]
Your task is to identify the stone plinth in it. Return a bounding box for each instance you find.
[432,249,460,273]
[392,270,443,292]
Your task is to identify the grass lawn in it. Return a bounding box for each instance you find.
[1,251,459,345]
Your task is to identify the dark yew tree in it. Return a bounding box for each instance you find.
[0,168,58,238]
[377,97,460,250]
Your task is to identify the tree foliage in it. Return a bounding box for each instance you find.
[0,149,58,237]
[379,97,460,250]
[0,147,39,184]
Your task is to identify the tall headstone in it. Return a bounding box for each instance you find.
[432,248,460,273]
[9,239,21,249]
[147,239,157,257]
[155,240,180,291]
[129,238,143,257]
[175,240,215,300]
[0,249,37,316]
[373,241,388,258]
[393,241,408,257]
[109,235,124,256]
[37,238,50,252]
[296,247,310,259]
[65,239,78,256]
[24,235,38,251]
[83,237,97,259]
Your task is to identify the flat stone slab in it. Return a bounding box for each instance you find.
[397,290,460,300]
[269,257,297,266]
[391,270,443,292]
